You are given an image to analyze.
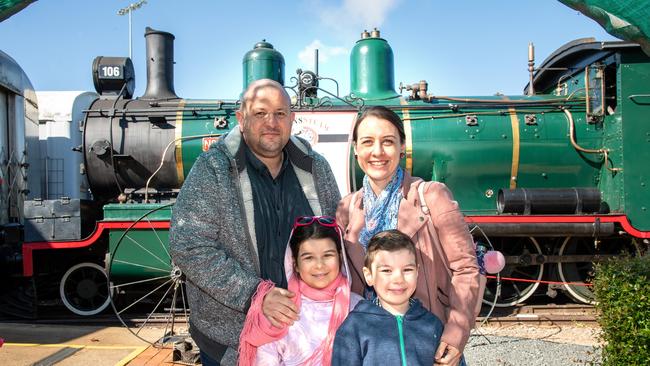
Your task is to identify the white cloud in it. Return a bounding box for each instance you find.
[298,39,348,68]
[316,0,401,33]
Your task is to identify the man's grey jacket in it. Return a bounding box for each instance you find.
[169,127,341,362]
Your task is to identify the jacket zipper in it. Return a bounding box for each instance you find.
[396,315,407,366]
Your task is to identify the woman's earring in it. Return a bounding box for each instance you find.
[400,152,405,159]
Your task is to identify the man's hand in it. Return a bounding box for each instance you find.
[261,287,298,328]
[434,341,462,366]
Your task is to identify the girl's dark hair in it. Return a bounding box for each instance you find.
[352,106,406,144]
[289,223,342,261]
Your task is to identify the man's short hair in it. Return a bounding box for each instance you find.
[239,79,291,115]
[364,230,417,268]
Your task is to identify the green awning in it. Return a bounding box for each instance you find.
[559,0,650,56]
[0,0,36,22]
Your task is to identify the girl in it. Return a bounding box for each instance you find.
[239,216,362,366]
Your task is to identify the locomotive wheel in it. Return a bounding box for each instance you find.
[60,262,111,316]
[107,203,189,346]
[557,237,597,304]
[483,237,544,307]
[557,237,635,304]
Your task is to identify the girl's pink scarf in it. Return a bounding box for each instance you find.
[238,272,350,366]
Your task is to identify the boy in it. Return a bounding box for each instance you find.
[332,230,444,366]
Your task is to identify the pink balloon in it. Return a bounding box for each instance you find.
[484,250,506,274]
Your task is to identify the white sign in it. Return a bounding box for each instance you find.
[292,112,357,195]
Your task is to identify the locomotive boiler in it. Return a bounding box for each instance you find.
[3,25,649,327]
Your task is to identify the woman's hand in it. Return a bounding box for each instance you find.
[261,287,298,328]
[434,341,461,365]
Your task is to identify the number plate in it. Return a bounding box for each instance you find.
[202,137,219,151]
[98,65,123,79]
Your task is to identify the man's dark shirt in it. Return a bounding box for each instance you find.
[245,144,313,288]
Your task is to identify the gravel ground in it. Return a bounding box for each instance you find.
[463,323,602,366]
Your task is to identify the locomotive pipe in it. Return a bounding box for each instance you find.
[468,222,615,237]
[497,188,602,215]
[141,27,178,100]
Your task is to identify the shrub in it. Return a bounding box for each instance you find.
[594,254,650,365]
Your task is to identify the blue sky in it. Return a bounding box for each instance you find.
[1,0,618,99]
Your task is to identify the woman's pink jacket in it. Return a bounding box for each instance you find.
[336,173,480,352]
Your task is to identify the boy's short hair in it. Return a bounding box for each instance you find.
[364,230,416,268]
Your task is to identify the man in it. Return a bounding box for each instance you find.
[169,79,341,365]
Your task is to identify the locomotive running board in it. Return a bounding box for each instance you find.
[21,221,170,277]
[466,214,650,238]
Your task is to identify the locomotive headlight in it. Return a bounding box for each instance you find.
[92,56,135,99]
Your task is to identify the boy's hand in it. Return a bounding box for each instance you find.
[434,341,461,365]
[262,288,298,328]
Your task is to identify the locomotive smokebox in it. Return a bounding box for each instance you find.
[141,27,178,100]
[84,27,184,202]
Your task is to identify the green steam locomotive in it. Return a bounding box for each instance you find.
[3,25,649,332]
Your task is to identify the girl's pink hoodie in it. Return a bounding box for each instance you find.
[243,235,361,366]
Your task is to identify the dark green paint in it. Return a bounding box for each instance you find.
[619,51,650,230]
[176,101,238,179]
[242,40,285,91]
[103,203,172,221]
[349,35,399,100]
[105,203,172,278]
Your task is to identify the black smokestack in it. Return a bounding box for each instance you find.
[141,27,178,99]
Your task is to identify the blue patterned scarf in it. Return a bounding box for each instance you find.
[359,167,404,248]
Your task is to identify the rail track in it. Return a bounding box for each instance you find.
[1,303,596,328]
[0,312,188,326]
[478,304,597,325]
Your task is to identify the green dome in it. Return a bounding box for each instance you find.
[242,40,285,91]
[349,29,399,100]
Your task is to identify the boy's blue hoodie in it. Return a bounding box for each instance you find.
[332,298,443,366]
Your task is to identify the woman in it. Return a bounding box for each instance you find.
[336,106,480,366]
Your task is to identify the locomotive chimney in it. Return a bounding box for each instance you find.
[142,27,178,100]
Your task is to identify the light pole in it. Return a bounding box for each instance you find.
[117,0,148,59]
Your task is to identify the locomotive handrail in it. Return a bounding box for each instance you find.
[562,108,622,172]
[144,134,222,203]
[402,108,559,121]
[84,106,230,115]
[427,95,586,104]
[628,94,650,104]
[390,100,584,111]
[83,99,584,116]
[109,85,128,194]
